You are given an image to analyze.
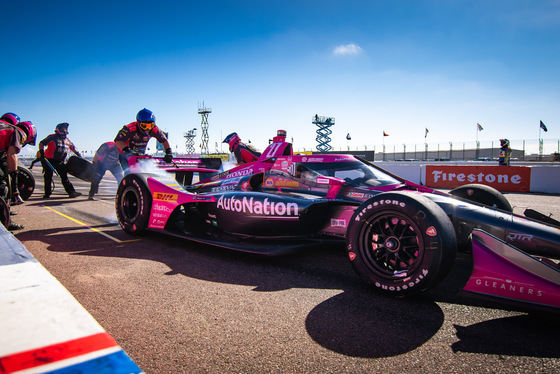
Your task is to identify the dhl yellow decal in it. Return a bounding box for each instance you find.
[153,192,178,202]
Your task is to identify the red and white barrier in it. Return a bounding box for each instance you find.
[0,227,142,374]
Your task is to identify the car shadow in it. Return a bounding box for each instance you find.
[13,227,560,359]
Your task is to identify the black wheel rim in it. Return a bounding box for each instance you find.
[122,188,140,222]
[358,212,424,279]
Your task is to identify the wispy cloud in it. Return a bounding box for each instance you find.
[332,43,364,56]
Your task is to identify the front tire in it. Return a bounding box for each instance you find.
[115,174,152,235]
[449,183,512,212]
[347,192,457,297]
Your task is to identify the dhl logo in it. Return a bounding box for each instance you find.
[153,192,178,202]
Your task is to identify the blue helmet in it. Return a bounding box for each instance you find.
[1,112,20,126]
[136,108,156,133]
[56,122,69,136]
[137,108,155,123]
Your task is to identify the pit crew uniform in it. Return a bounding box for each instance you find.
[223,132,261,164]
[0,120,37,230]
[88,141,124,199]
[498,139,512,166]
[38,123,82,198]
[115,121,171,173]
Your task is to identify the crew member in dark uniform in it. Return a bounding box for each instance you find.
[0,120,37,230]
[498,138,512,166]
[114,108,172,174]
[223,132,261,164]
[37,122,83,198]
[88,141,124,200]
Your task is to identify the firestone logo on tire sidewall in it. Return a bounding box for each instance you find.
[355,199,406,221]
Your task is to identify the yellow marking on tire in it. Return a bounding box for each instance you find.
[42,206,140,243]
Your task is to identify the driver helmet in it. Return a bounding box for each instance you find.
[223,132,241,151]
[56,122,69,137]
[500,138,510,147]
[136,108,156,133]
[17,121,37,146]
[1,112,20,126]
[273,129,287,143]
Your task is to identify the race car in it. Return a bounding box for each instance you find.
[115,130,560,312]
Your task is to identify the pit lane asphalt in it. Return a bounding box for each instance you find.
[11,169,560,374]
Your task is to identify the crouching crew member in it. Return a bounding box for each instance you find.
[37,122,83,198]
[114,108,172,174]
[88,141,124,200]
[223,132,261,164]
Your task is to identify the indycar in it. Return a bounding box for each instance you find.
[115,130,560,312]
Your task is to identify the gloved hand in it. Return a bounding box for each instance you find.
[37,149,45,159]
[164,148,173,163]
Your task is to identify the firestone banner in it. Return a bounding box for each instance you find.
[425,165,531,192]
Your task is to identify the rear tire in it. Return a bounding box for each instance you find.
[16,166,35,201]
[0,197,9,228]
[346,192,457,297]
[115,174,152,235]
[449,183,512,212]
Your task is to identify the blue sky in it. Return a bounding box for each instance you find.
[2,0,559,155]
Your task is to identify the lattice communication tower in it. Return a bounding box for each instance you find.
[183,128,197,154]
[313,114,335,152]
[198,102,211,155]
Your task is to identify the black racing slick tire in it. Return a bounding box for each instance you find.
[0,197,9,228]
[116,174,152,235]
[449,183,512,212]
[346,192,457,297]
[16,166,35,201]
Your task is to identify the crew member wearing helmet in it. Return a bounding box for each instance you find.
[223,132,261,164]
[37,122,83,198]
[499,138,512,166]
[114,108,172,173]
[0,112,20,127]
[0,120,37,230]
[88,141,124,200]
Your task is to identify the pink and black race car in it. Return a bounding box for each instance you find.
[115,130,560,312]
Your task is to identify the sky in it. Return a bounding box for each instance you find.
[2,0,559,156]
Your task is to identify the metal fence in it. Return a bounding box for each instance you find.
[295,139,560,162]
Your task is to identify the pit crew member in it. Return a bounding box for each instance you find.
[0,121,37,230]
[88,141,124,200]
[223,132,261,164]
[37,122,83,198]
[114,108,172,173]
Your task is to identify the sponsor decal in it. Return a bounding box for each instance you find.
[216,195,299,217]
[467,189,474,196]
[473,278,543,297]
[375,269,429,291]
[425,165,531,192]
[211,185,235,192]
[153,204,172,214]
[265,179,274,187]
[426,226,437,236]
[241,181,250,191]
[331,218,347,228]
[211,167,254,181]
[355,199,406,221]
[349,252,356,261]
[507,232,533,241]
[348,192,365,198]
[153,192,178,202]
[275,180,300,188]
